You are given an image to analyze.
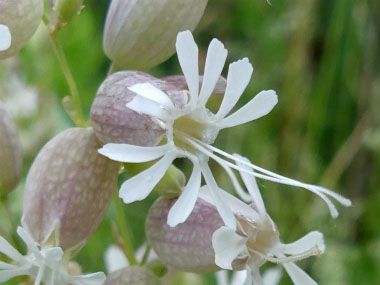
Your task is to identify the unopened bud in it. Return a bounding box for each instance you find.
[103,0,208,70]
[104,266,161,285]
[0,0,44,59]
[22,128,120,253]
[154,165,185,199]
[0,102,23,196]
[55,0,84,24]
[146,197,224,273]
[90,71,186,146]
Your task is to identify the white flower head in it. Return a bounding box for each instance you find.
[0,24,11,51]
[0,227,106,285]
[210,159,326,285]
[99,30,350,230]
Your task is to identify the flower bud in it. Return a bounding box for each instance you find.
[0,102,23,196]
[0,0,44,59]
[104,266,161,285]
[103,0,208,70]
[55,0,84,24]
[22,128,120,253]
[145,197,224,273]
[90,71,187,146]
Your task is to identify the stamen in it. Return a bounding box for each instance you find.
[198,140,351,207]
[252,246,322,264]
[185,138,341,218]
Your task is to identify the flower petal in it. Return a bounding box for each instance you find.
[198,39,228,107]
[104,245,128,273]
[218,90,278,129]
[17,227,41,258]
[119,153,176,203]
[0,25,11,51]
[43,247,64,263]
[282,263,317,285]
[167,162,202,227]
[128,83,174,110]
[216,58,254,120]
[280,231,325,255]
[231,270,248,285]
[176,31,199,105]
[99,143,169,163]
[126,95,172,121]
[69,272,107,285]
[262,267,282,285]
[0,235,24,262]
[201,163,237,229]
[234,154,266,216]
[212,226,248,270]
[0,266,33,282]
[246,266,265,285]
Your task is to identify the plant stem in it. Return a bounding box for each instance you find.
[113,191,137,265]
[49,33,86,127]
[140,244,151,265]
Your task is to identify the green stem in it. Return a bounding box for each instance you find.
[113,191,137,265]
[49,33,86,127]
[140,244,151,265]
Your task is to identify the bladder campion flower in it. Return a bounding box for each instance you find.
[211,156,328,285]
[99,30,351,230]
[0,227,106,284]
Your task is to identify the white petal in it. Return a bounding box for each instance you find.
[42,247,63,263]
[104,245,128,273]
[201,163,237,229]
[69,272,107,285]
[0,235,24,262]
[99,143,168,163]
[126,95,172,121]
[0,266,33,282]
[167,163,202,227]
[0,25,11,51]
[244,265,264,285]
[280,231,325,255]
[282,263,317,285]
[0,262,17,270]
[198,39,228,107]
[215,270,229,285]
[234,154,266,216]
[262,267,282,285]
[128,83,174,110]
[218,90,278,129]
[231,270,248,285]
[216,58,254,119]
[119,153,176,203]
[17,227,41,258]
[212,226,248,270]
[176,31,199,105]
[199,186,259,223]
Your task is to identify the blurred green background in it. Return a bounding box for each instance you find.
[1,0,379,284]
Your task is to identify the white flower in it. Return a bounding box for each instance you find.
[0,24,11,51]
[216,267,282,285]
[99,30,351,230]
[0,227,106,285]
[210,157,327,285]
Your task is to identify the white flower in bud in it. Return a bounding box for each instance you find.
[22,128,120,252]
[103,0,208,69]
[90,71,187,146]
[210,157,327,285]
[0,227,106,284]
[0,102,23,196]
[104,266,161,285]
[0,0,43,59]
[99,31,351,230]
[0,24,11,51]
[146,197,225,273]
